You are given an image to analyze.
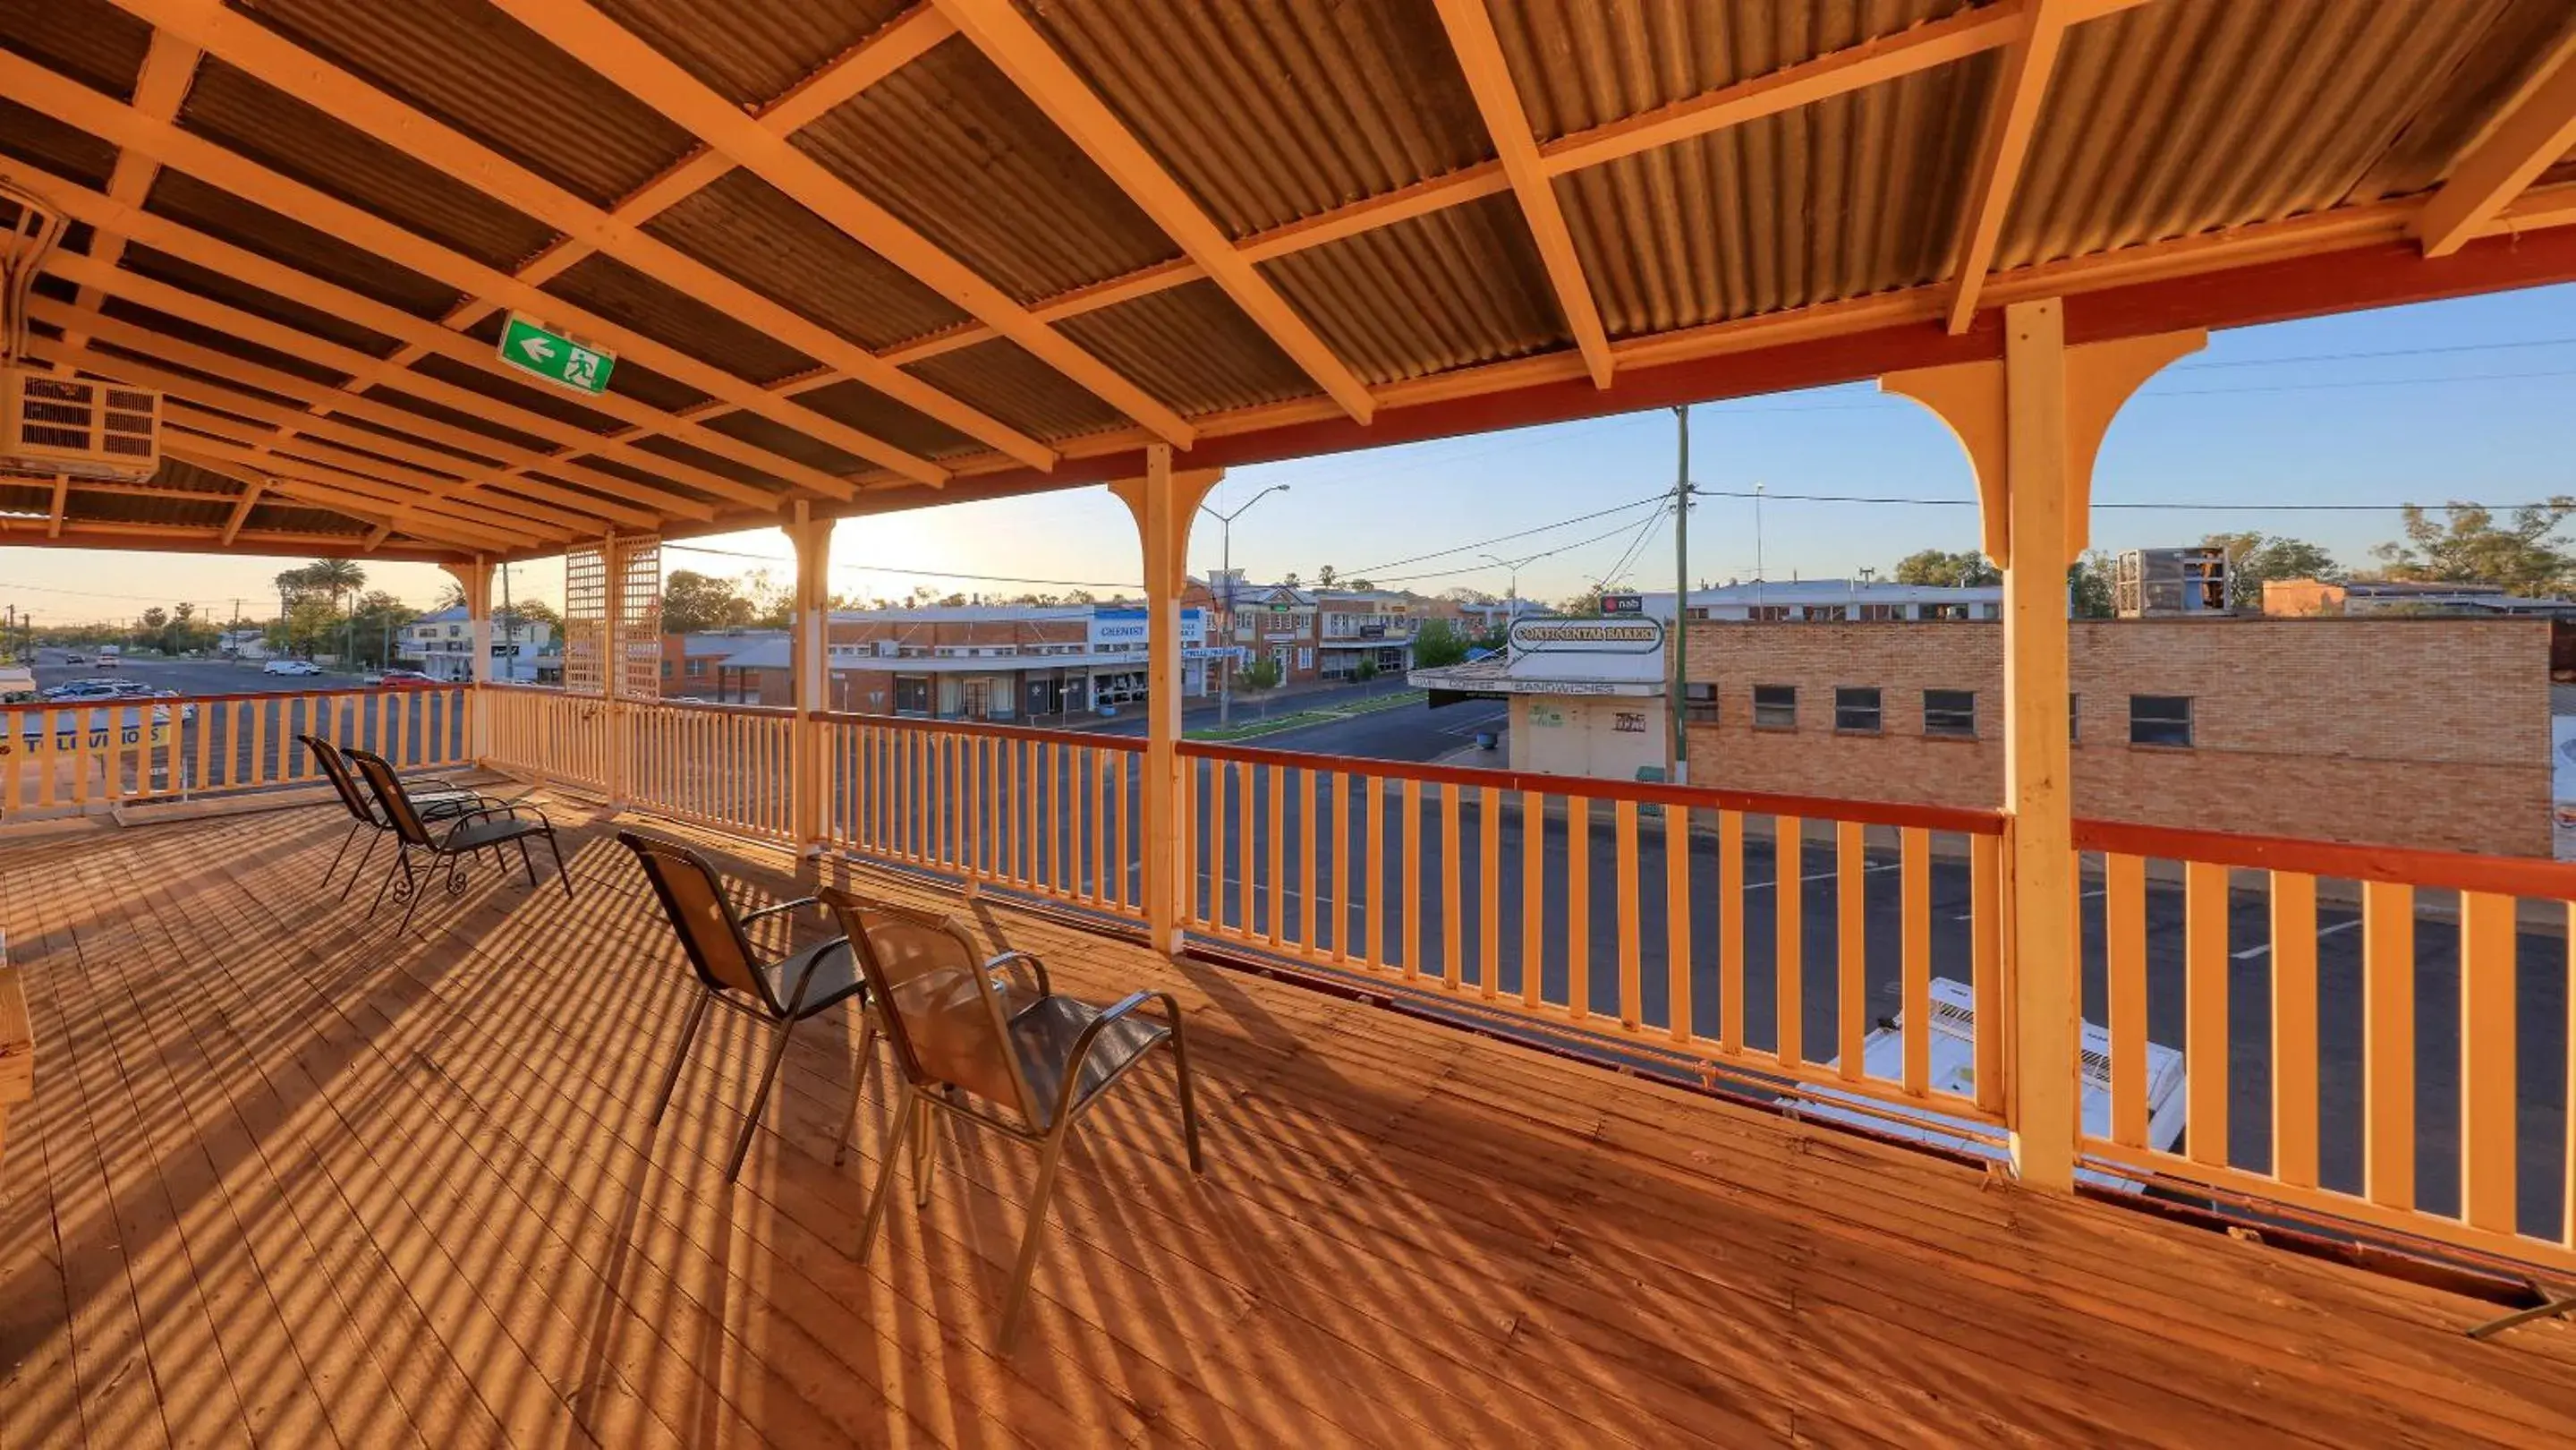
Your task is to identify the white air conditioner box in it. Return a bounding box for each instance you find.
[0,367,162,482]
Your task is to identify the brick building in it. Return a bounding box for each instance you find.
[1211,576,1426,686]
[1679,618,2549,856]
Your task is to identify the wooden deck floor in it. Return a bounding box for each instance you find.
[5,797,2576,1448]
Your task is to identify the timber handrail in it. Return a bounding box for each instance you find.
[818,709,1147,752]
[2072,816,2576,898]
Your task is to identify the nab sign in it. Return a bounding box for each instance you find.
[1599,593,1645,616]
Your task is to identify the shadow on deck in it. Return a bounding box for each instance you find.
[4,791,2575,1448]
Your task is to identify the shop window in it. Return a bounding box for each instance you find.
[1684,681,1718,724]
[2130,695,2193,746]
[1924,689,1976,738]
[1834,687,1881,733]
[1753,684,1796,729]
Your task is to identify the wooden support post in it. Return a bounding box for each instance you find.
[788,504,835,854]
[439,557,494,763]
[1110,452,1223,955]
[1883,301,2201,1191]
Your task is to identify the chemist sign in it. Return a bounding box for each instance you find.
[1088,607,1205,651]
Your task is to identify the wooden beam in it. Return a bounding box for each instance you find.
[1944,0,2076,334]
[1,40,965,487]
[936,0,1376,423]
[12,518,456,559]
[47,476,66,538]
[2414,30,2576,257]
[1432,0,1615,388]
[38,250,784,511]
[219,474,264,545]
[489,0,1186,450]
[27,297,740,523]
[58,30,199,365]
[160,443,510,553]
[0,155,826,510]
[164,430,563,548]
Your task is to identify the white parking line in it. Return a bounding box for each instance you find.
[1747,860,1901,893]
[2232,917,2360,960]
[1954,887,2100,922]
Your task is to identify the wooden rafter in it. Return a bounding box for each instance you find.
[113,0,1038,478]
[38,252,780,514]
[322,6,961,483]
[47,476,66,538]
[166,445,521,553]
[2414,28,2576,258]
[0,155,831,511]
[163,430,564,548]
[936,0,1374,424]
[1431,0,1614,388]
[489,0,1194,449]
[219,475,264,546]
[0,41,958,490]
[1943,0,2077,334]
[57,30,199,362]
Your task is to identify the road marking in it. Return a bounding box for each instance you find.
[1747,860,1900,892]
[1953,887,2099,922]
[2231,917,2360,960]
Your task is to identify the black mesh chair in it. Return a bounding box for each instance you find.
[297,733,484,900]
[819,886,1203,1348]
[619,832,874,1183]
[346,746,570,932]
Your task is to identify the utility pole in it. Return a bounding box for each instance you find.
[1200,482,1289,728]
[1481,550,1543,639]
[1669,405,1691,786]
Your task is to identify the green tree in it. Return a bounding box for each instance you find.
[302,558,367,616]
[661,569,756,634]
[1240,655,1284,692]
[2202,532,2339,608]
[1892,549,2001,587]
[1314,565,1339,589]
[1411,618,1471,669]
[277,597,341,657]
[349,591,418,669]
[2371,499,2576,595]
[2068,550,2116,618]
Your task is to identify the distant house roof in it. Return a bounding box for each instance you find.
[1645,580,2002,610]
[408,605,469,626]
[679,629,787,657]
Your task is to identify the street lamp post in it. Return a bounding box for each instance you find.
[1200,483,1289,729]
[1481,550,1543,641]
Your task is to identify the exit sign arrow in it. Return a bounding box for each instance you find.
[497,312,615,396]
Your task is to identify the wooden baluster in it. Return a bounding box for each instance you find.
[1484,788,1507,1001]
[1971,832,2003,1115]
[2460,889,2518,1235]
[1366,775,1386,967]
[2363,880,2415,1209]
[1267,763,1287,946]
[1179,752,1198,924]
[250,693,269,789]
[1237,761,1254,932]
[1330,772,1349,960]
[1567,796,1590,1019]
[1720,811,1744,1054]
[1112,750,1129,911]
[2106,851,2150,1147]
[1442,782,1464,991]
[1615,799,1641,1029]
[1520,789,1543,1007]
[1304,768,1322,952]
[1776,816,1805,1067]
[1837,820,1866,1079]
[2185,861,2230,1169]
[1401,777,1424,977]
[191,696,210,796]
[1900,826,1931,1095]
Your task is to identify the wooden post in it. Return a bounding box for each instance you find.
[439,556,493,763]
[1110,452,1222,955]
[788,503,835,855]
[1883,302,2201,1191]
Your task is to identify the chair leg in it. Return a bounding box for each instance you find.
[324,819,361,888]
[999,1122,1075,1350]
[341,829,382,902]
[913,1088,939,1207]
[852,1088,919,1262]
[835,1012,879,1169]
[548,830,574,899]
[516,834,538,888]
[395,850,429,935]
[651,992,710,1130]
[1166,1015,1206,1174]
[369,844,412,920]
[727,1013,799,1184]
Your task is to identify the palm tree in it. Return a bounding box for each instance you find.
[303,558,366,616]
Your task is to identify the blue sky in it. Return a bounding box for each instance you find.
[8,280,2576,624]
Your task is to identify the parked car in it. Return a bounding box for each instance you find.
[262,658,322,676]
[42,678,145,701]
[375,670,438,688]
[61,652,88,665]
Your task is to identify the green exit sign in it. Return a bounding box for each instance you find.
[497,312,616,396]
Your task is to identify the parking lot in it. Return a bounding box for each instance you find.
[28,649,361,697]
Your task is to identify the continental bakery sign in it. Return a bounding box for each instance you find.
[1509,618,1663,653]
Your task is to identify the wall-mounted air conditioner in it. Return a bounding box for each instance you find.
[0,366,162,482]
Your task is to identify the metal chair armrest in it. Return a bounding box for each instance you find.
[1049,990,1168,1125]
[779,934,854,1014]
[985,948,1052,1001]
[741,895,822,923]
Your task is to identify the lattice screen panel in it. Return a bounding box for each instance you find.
[561,542,607,696]
[613,535,662,701]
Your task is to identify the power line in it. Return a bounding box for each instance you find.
[2174,336,2576,370]
[1343,490,1671,575]
[1689,488,2576,513]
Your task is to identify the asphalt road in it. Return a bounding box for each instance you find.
[29,650,361,696]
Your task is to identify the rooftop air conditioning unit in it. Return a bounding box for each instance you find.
[0,367,163,482]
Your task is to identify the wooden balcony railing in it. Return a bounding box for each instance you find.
[2074,819,2576,1275]
[1176,741,2008,1126]
[0,686,469,818]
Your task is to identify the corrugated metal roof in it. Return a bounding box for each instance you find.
[0,95,122,192]
[589,0,909,109]
[540,252,816,386]
[98,293,351,388]
[1020,0,1492,237]
[794,379,984,460]
[404,352,625,436]
[122,242,406,360]
[144,168,466,320]
[0,0,151,105]
[1998,0,2526,271]
[1262,190,1569,383]
[1562,55,1994,335]
[697,410,870,479]
[245,499,369,536]
[639,167,970,350]
[1491,0,1980,141]
[177,59,562,275]
[234,0,699,209]
[361,382,559,458]
[88,336,307,413]
[2359,0,2576,200]
[902,335,1129,442]
[1056,279,1320,414]
[790,39,1177,303]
